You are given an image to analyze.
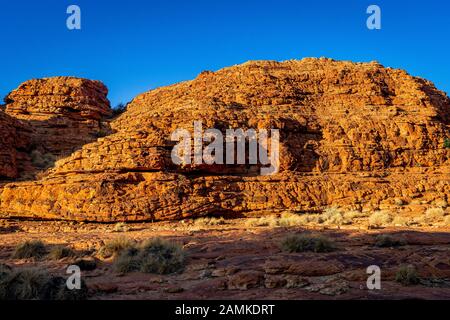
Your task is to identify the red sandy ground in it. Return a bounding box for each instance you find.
[0,218,449,300]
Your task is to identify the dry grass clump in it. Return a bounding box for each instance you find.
[392,216,411,227]
[0,267,87,300]
[280,234,336,253]
[194,217,227,227]
[113,238,185,274]
[368,211,393,228]
[444,216,450,226]
[245,216,279,227]
[48,246,77,260]
[319,207,345,226]
[13,240,47,259]
[374,235,407,248]
[278,212,309,227]
[113,222,130,232]
[98,237,136,258]
[424,207,446,224]
[395,265,420,286]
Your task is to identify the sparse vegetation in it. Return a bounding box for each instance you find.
[48,246,76,260]
[112,102,128,117]
[374,235,407,248]
[319,207,345,226]
[444,138,450,149]
[113,238,185,274]
[73,258,97,271]
[0,267,87,300]
[395,265,420,286]
[245,216,278,227]
[424,207,446,223]
[194,217,226,226]
[368,211,393,228]
[113,222,130,232]
[280,234,336,253]
[13,240,47,259]
[30,150,55,169]
[98,236,136,258]
[444,215,450,226]
[392,216,410,227]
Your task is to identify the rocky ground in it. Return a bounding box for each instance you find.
[1,210,449,300]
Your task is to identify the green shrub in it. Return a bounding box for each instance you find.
[395,265,420,286]
[113,238,186,275]
[98,237,136,258]
[280,234,336,253]
[374,235,407,248]
[13,240,47,259]
[444,138,450,149]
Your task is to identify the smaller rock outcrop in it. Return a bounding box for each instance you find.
[4,77,111,155]
[1,77,112,179]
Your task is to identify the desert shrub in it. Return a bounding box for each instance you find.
[113,222,130,232]
[392,216,410,227]
[139,238,185,274]
[368,211,393,228]
[113,238,186,274]
[343,210,363,221]
[112,103,128,117]
[245,216,278,227]
[112,247,142,273]
[30,150,55,169]
[319,207,344,226]
[444,216,450,226]
[278,212,306,227]
[395,265,420,286]
[444,138,450,149]
[0,264,12,281]
[73,258,97,271]
[433,199,447,208]
[13,240,47,259]
[98,237,136,258]
[194,217,226,226]
[280,234,336,253]
[0,268,87,300]
[424,207,446,223]
[48,246,77,260]
[374,235,407,248]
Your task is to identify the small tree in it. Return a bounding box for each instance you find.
[444,138,450,149]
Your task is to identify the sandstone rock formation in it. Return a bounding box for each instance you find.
[0,77,111,180]
[0,59,449,221]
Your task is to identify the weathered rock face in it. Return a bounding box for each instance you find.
[0,110,24,179]
[0,59,449,221]
[4,77,111,155]
[0,77,111,179]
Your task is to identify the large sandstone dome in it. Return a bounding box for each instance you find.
[0,59,449,221]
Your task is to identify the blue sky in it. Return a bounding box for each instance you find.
[0,0,449,107]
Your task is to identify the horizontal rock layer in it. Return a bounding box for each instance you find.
[0,59,449,221]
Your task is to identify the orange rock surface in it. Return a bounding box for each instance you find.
[0,59,449,221]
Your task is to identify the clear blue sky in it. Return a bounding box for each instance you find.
[0,0,449,107]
